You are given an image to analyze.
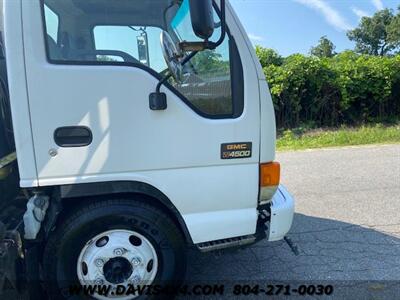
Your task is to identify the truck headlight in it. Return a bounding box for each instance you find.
[259,162,280,205]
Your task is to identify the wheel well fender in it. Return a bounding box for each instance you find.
[57,181,193,245]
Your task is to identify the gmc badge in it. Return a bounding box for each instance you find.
[221,142,252,159]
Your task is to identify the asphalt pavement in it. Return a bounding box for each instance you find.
[186,144,400,299]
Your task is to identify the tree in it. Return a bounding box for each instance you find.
[255,46,284,67]
[347,8,400,56]
[388,8,400,52]
[310,36,336,58]
[190,50,230,76]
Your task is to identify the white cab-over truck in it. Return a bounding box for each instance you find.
[0,0,295,299]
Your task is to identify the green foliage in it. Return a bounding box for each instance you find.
[388,12,400,50]
[277,124,400,151]
[347,8,400,56]
[259,48,400,128]
[310,36,336,58]
[255,8,400,130]
[255,46,284,66]
[190,50,230,77]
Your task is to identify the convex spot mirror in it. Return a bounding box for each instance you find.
[160,31,183,83]
[189,0,215,40]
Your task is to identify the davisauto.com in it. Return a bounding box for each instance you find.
[69,284,225,297]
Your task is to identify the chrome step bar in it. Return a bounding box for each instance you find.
[197,235,256,252]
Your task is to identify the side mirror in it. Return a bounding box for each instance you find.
[189,0,215,40]
[180,0,226,52]
[160,31,183,83]
[137,34,150,67]
[150,0,226,111]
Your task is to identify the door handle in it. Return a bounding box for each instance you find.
[54,126,93,147]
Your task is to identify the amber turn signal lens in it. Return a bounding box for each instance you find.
[260,162,281,187]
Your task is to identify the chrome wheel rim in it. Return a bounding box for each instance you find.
[77,229,158,300]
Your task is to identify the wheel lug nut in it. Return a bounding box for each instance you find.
[114,248,124,256]
[131,275,141,284]
[95,259,104,267]
[131,257,141,266]
[95,277,104,285]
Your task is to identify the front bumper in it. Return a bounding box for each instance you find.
[197,185,295,252]
[267,185,295,242]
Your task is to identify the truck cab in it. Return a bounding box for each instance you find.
[2,0,294,298]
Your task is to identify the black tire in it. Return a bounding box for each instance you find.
[43,198,187,299]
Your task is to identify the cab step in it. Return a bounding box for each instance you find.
[197,235,256,252]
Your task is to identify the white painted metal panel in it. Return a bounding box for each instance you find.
[259,79,277,164]
[4,0,38,187]
[20,0,265,242]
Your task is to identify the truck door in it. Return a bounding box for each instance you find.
[21,0,261,243]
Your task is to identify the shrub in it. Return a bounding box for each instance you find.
[257,48,400,128]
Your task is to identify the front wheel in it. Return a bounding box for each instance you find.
[43,199,187,299]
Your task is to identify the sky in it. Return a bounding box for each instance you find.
[230,0,400,56]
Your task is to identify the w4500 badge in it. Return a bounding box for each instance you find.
[221,142,252,159]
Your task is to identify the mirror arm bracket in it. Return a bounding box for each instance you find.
[210,0,226,49]
[150,76,170,111]
[150,49,198,111]
[149,74,170,111]
[156,73,172,94]
[156,49,198,94]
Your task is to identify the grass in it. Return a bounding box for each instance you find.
[277,124,400,151]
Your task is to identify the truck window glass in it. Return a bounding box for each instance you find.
[44,5,58,43]
[41,0,243,118]
[169,0,234,116]
[93,26,167,73]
